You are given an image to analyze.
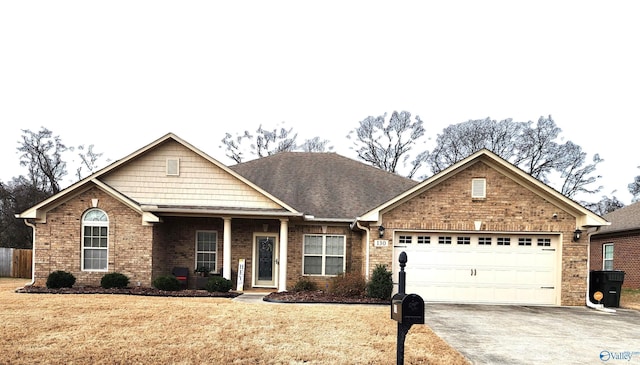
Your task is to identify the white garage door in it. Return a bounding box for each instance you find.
[392,232,559,305]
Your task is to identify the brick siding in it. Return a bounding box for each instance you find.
[365,161,587,306]
[590,233,640,289]
[32,187,153,287]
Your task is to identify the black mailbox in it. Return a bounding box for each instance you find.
[391,293,425,325]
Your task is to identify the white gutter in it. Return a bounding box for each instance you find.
[352,219,371,281]
[585,228,616,313]
[23,219,36,287]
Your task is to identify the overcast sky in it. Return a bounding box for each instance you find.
[1,1,638,204]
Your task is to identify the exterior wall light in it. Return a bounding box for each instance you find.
[572,229,582,242]
[378,225,385,238]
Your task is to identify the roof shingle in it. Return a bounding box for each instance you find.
[229,152,419,219]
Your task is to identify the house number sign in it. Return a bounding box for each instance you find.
[374,239,389,247]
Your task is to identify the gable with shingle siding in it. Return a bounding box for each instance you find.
[101,139,283,210]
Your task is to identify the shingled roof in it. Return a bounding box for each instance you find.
[593,201,640,236]
[229,152,419,220]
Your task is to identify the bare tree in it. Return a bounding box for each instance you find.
[583,192,625,216]
[428,118,525,174]
[254,124,297,157]
[74,144,107,180]
[427,116,602,199]
[513,116,565,182]
[557,142,603,197]
[299,137,333,152]
[17,127,68,194]
[348,110,427,178]
[0,177,50,248]
[628,168,640,203]
[220,123,298,163]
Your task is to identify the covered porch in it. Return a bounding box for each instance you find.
[147,208,300,292]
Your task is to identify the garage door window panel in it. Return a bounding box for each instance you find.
[497,237,511,246]
[417,236,430,244]
[479,237,492,245]
[457,237,471,245]
[518,238,532,246]
[439,236,452,245]
[537,238,551,247]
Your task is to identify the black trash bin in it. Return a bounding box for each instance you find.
[589,270,625,307]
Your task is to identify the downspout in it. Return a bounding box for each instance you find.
[23,219,36,287]
[585,227,616,313]
[353,219,371,281]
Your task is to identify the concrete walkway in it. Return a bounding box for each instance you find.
[231,292,269,303]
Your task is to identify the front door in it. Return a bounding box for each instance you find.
[253,234,278,287]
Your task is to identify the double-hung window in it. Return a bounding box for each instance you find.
[303,235,345,276]
[196,231,217,273]
[82,208,109,271]
[603,243,614,270]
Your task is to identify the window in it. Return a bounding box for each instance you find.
[166,158,180,176]
[398,235,412,244]
[478,237,492,245]
[471,178,486,198]
[537,238,551,247]
[196,231,217,273]
[457,236,471,245]
[303,235,345,276]
[603,243,614,270]
[497,237,511,246]
[518,238,532,246]
[82,208,109,271]
[438,236,452,245]
[417,236,430,244]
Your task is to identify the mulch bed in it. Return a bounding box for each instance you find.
[16,285,240,298]
[15,286,389,304]
[264,290,389,305]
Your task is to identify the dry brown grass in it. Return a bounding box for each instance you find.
[621,288,640,310]
[0,278,469,365]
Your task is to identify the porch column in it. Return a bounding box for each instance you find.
[223,217,232,280]
[278,218,289,292]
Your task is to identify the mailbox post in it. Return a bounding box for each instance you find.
[391,251,424,365]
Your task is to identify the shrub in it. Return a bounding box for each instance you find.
[293,277,318,292]
[328,271,366,297]
[46,270,76,289]
[205,276,233,292]
[101,272,130,289]
[152,275,181,291]
[366,264,393,300]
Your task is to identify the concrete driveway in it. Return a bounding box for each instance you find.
[424,304,640,365]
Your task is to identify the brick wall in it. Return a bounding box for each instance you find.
[33,186,153,287]
[590,233,640,289]
[366,161,587,306]
[151,217,362,291]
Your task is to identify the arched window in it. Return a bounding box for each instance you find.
[82,208,109,271]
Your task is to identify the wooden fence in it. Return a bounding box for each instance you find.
[0,248,33,278]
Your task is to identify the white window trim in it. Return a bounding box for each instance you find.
[302,234,346,276]
[471,178,486,198]
[195,230,218,274]
[603,243,614,270]
[166,158,180,176]
[81,208,109,272]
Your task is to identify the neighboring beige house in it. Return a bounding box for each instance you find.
[590,202,640,289]
[18,133,608,306]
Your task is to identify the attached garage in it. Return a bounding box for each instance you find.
[357,149,609,306]
[392,232,560,305]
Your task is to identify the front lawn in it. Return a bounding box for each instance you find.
[0,278,469,365]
